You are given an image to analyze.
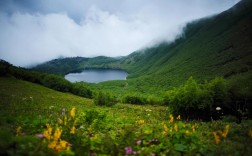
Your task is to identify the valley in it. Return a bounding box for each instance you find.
[0,0,252,155]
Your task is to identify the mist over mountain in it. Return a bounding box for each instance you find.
[32,0,252,95]
[0,0,239,67]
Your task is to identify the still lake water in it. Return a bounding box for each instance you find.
[65,69,128,83]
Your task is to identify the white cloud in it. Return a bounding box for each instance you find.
[0,0,240,67]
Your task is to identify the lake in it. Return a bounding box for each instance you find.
[65,69,128,83]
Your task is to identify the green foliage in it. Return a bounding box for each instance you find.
[94,91,116,106]
[122,94,146,105]
[71,82,93,98]
[32,56,123,76]
[1,77,252,155]
[0,60,11,76]
[0,61,93,99]
[42,74,72,92]
[164,77,230,120]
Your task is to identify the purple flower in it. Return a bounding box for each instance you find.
[124,146,132,155]
[136,140,141,145]
[133,151,140,155]
[36,134,45,138]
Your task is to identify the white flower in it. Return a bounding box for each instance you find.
[216,107,221,111]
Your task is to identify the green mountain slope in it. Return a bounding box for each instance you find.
[32,56,123,76]
[32,0,252,95]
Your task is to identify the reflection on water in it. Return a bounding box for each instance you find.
[65,69,128,83]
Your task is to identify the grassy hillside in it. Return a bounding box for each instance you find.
[1,77,252,155]
[114,0,252,91]
[31,0,252,97]
[32,56,124,76]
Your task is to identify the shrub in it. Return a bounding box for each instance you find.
[164,77,232,120]
[164,77,212,120]
[94,91,117,106]
[42,74,72,92]
[71,82,93,98]
[122,94,146,105]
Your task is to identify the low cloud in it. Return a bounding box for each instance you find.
[0,0,239,67]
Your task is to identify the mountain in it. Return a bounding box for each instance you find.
[32,0,252,95]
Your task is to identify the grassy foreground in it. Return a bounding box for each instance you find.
[0,77,251,155]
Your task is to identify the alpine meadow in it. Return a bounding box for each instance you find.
[1,0,252,155]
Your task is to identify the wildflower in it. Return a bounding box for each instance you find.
[48,141,57,150]
[221,124,230,138]
[163,123,169,133]
[213,132,220,144]
[58,118,63,125]
[152,138,159,144]
[59,140,69,149]
[70,126,76,134]
[174,124,178,132]
[16,126,22,136]
[169,115,174,123]
[185,130,191,135]
[136,140,142,145]
[36,134,45,138]
[70,107,76,118]
[62,108,66,115]
[137,120,145,125]
[248,129,252,138]
[192,125,196,133]
[53,128,62,141]
[133,151,140,155]
[216,107,221,111]
[44,124,52,140]
[176,115,181,120]
[125,146,132,155]
[64,116,67,125]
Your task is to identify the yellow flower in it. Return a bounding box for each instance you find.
[58,118,63,125]
[59,140,69,149]
[169,115,174,123]
[48,141,57,150]
[70,107,76,118]
[185,130,192,135]
[16,126,22,136]
[176,115,181,120]
[213,132,220,144]
[70,126,76,134]
[53,128,62,141]
[44,124,52,140]
[64,116,67,125]
[136,119,145,125]
[174,124,178,132]
[248,129,252,138]
[192,125,196,133]
[221,124,230,138]
[163,124,169,133]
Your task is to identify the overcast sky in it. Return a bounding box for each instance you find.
[0,0,239,67]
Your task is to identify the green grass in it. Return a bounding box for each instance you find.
[0,77,252,155]
[0,77,166,125]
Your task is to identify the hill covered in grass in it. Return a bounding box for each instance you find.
[31,0,252,96]
[1,77,252,155]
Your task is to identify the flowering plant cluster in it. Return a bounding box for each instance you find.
[13,107,252,155]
